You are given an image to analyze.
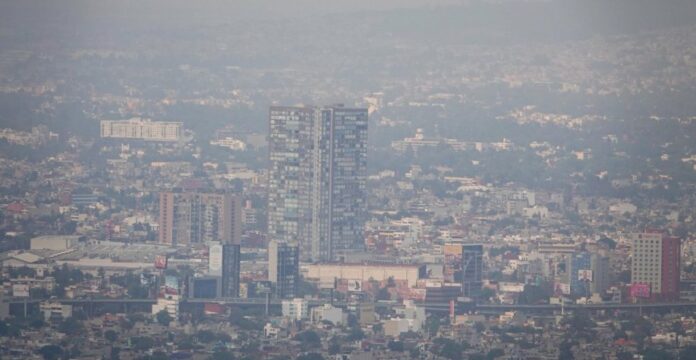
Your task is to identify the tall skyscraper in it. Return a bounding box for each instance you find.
[590,253,611,295]
[567,251,592,296]
[461,244,483,297]
[209,242,241,298]
[268,240,300,299]
[631,231,681,300]
[159,191,242,246]
[268,105,368,261]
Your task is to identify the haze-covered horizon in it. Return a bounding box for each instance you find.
[1,2,696,358]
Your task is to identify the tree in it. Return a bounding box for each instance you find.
[156,310,173,327]
[177,335,197,350]
[431,338,466,360]
[216,332,232,343]
[38,345,63,360]
[518,284,549,305]
[146,351,169,360]
[479,287,496,302]
[630,317,654,351]
[558,340,574,360]
[426,315,442,337]
[561,310,596,341]
[294,331,321,349]
[597,236,617,249]
[211,349,235,360]
[328,339,341,355]
[388,340,405,352]
[679,346,696,360]
[104,329,118,342]
[672,321,685,348]
[130,336,154,351]
[58,317,84,335]
[0,320,21,337]
[642,347,674,360]
[110,346,121,360]
[376,287,391,300]
[347,327,365,341]
[616,352,633,360]
[197,329,216,343]
[487,348,504,359]
[229,311,263,331]
[296,353,324,360]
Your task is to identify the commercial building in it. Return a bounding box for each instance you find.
[208,242,241,297]
[443,243,464,283]
[268,105,368,261]
[311,304,345,326]
[590,254,611,295]
[220,244,240,298]
[461,244,483,297]
[188,276,220,299]
[445,243,483,296]
[567,251,592,296]
[631,231,681,300]
[357,302,376,325]
[70,193,99,206]
[152,294,180,322]
[40,301,73,322]
[305,263,426,288]
[30,235,81,250]
[159,191,242,246]
[268,240,300,299]
[425,282,463,304]
[281,298,308,321]
[100,118,182,141]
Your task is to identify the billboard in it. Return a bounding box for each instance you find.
[347,279,362,292]
[140,273,155,286]
[165,275,179,295]
[630,283,651,298]
[554,282,571,295]
[12,284,29,297]
[154,255,168,270]
[577,270,593,281]
[208,243,223,276]
[255,281,272,294]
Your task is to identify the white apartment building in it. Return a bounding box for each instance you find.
[100,118,182,141]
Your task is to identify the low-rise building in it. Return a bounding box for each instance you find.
[40,301,73,322]
[282,298,308,321]
[311,304,345,326]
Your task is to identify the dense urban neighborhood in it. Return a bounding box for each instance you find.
[1,1,696,359]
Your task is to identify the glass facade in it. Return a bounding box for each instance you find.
[268,105,368,261]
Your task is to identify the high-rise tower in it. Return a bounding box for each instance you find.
[268,240,300,299]
[461,244,483,297]
[631,231,681,300]
[268,105,368,261]
[159,191,242,246]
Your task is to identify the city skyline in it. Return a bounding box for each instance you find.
[0,1,695,359]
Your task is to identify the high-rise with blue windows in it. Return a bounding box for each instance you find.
[568,252,592,296]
